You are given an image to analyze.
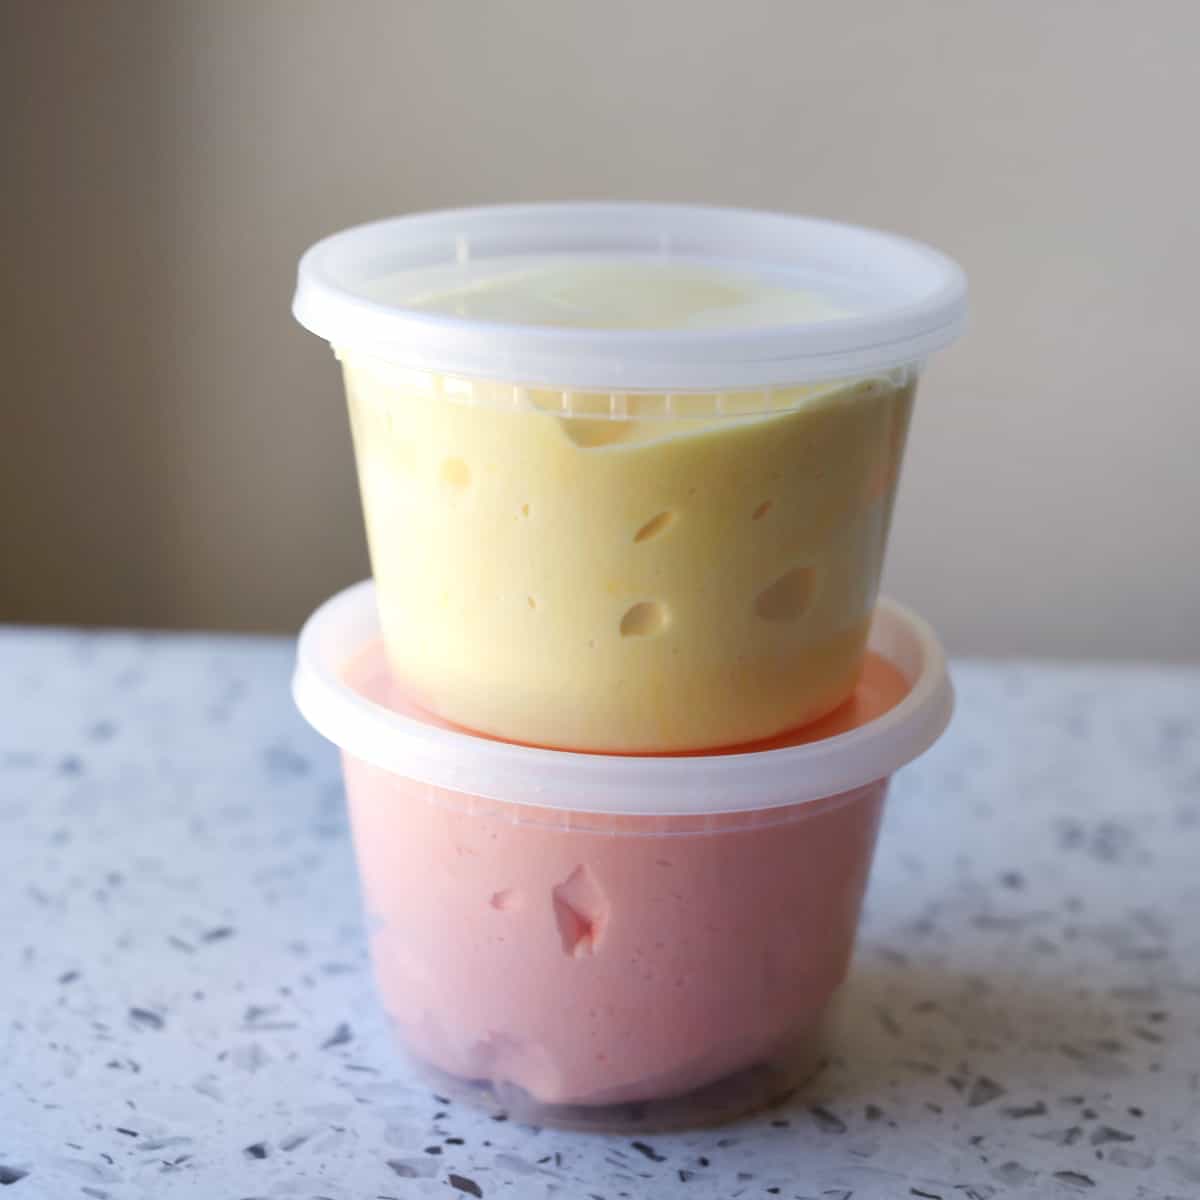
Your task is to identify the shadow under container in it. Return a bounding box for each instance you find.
[294,582,953,1130]
[293,204,966,753]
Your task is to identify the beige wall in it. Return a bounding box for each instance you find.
[3,0,1197,658]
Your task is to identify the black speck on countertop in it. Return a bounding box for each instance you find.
[631,1141,666,1162]
[1002,1100,1047,1118]
[1054,1169,1096,1188]
[967,1076,1007,1107]
[128,1007,164,1031]
[264,744,310,777]
[1034,1126,1083,1146]
[1090,1125,1135,1145]
[809,1106,848,1134]
[320,1021,352,1049]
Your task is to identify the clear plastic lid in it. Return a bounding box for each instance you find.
[292,581,953,816]
[293,204,967,392]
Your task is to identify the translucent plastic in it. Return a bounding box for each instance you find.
[293,204,967,390]
[344,758,887,1130]
[295,203,966,753]
[343,360,918,752]
[293,582,953,1130]
[293,583,953,815]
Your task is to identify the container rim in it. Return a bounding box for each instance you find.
[293,203,967,391]
[293,581,953,816]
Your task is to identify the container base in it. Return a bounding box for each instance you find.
[405,1024,829,1133]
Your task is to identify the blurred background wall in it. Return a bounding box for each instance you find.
[3,0,1197,659]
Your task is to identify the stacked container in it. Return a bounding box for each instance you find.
[292,204,966,1129]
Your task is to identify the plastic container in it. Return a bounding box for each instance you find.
[293,204,966,753]
[294,581,953,1130]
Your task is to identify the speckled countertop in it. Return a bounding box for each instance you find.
[1,627,1198,1200]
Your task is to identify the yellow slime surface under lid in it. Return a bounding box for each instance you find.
[392,255,846,330]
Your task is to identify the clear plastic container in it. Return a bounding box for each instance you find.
[294,204,966,753]
[294,581,953,1130]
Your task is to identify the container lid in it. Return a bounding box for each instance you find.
[292,581,953,816]
[293,203,967,391]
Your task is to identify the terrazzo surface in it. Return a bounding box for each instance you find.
[1,626,1198,1199]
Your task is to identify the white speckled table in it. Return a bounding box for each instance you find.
[1,627,1198,1200]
